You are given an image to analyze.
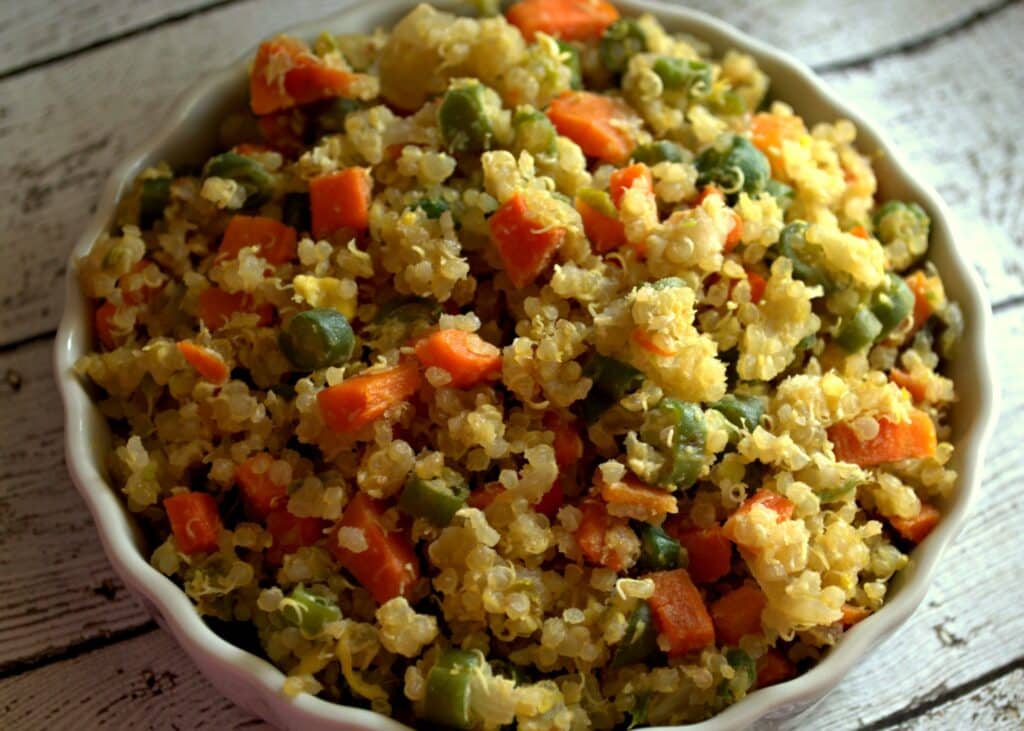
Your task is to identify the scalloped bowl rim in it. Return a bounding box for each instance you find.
[53,1,999,729]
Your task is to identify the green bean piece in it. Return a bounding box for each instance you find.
[650,276,686,291]
[874,200,930,270]
[717,648,757,700]
[282,192,311,233]
[424,649,482,730]
[139,177,172,229]
[776,221,834,292]
[599,19,647,74]
[628,692,651,730]
[695,134,770,197]
[204,152,274,209]
[399,469,469,526]
[638,523,681,571]
[439,82,493,153]
[632,140,685,165]
[513,107,558,156]
[711,394,764,432]
[644,398,706,489]
[280,584,341,637]
[611,602,659,667]
[653,57,712,95]
[708,89,746,116]
[835,306,884,353]
[557,40,583,90]
[278,308,355,371]
[764,179,794,211]
[584,353,645,400]
[576,187,618,218]
[310,97,364,137]
[869,272,915,339]
[816,476,860,503]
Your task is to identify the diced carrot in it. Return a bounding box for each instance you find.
[265,508,326,566]
[672,524,733,584]
[309,168,373,239]
[535,480,566,518]
[724,210,743,253]
[176,341,230,385]
[95,301,119,350]
[646,569,716,656]
[505,0,619,41]
[575,498,624,571]
[328,492,420,604]
[198,287,275,331]
[746,269,767,304]
[164,491,223,555]
[546,91,635,164]
[750,112,806,177]
[121,260,163,306]
[889,502,941,544]
[756,648,797,688]
[905,270,939,331]
[849,224,870,240]
[723,490,794,545]
[489,192,566,288]
[235,452,288,518]
[828,409,937,467]
[576,196,626,253]
[232,143,273,156]
[543,412,584,469]
[890,368,927,403]
[217,215,298,266]
[695,185,724,204]
[249,36,361,115]
[609,163,653,208]
[840,603,872,628]
[710,584,766,645]
[413,329,502,388]
[468,481,506,510]
[631,329,675,357]
[600,475,678,516]
[317,360,423,433]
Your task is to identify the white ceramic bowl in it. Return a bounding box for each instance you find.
[54,1,999,728]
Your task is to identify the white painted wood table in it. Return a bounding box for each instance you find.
[1,1,1022,728]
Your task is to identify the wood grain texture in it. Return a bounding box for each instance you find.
[898,668,1023,730]
[1,0,1023,346]
[0,303,1020,727]
[0,628,272,729]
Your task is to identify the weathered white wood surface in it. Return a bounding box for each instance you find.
[1,1,1023,729]
[1,0,1023,347]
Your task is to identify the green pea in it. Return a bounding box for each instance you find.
[776,221,835,292]
[398,469,469,526]
[310,97,364,138]
[652,57,712,95]
[835,306,883,352]
[278,308,355,371]
[874,200,930,270]
[599,19,647,74]
[439,82,494,153]
[638,524,680,571]
[611,602,659,668]
[576,187,618,218]
[644,398,705,489]
[204,152,274,209]
[632,140,685,165]
[711,394,764,432]
[695,134,770,197]
[870,272,915,338]
[409,198,450,220]
[139,177,172,229]
[282,192,311,233]
[280,584,341,638]
[584,353,645,400]
[424,649,482,730]
[764,179,794,210]
[557,40,583,90]
[513,107,558,156]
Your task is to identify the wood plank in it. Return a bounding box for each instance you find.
[1,0,1022,347]
[0,0,215,76]
[897,668,1023,730]
[0,303,1020,725]
[0,628,272,729]
[0,338,150,670]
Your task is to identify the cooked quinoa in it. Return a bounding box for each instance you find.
[75,1,963,728]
